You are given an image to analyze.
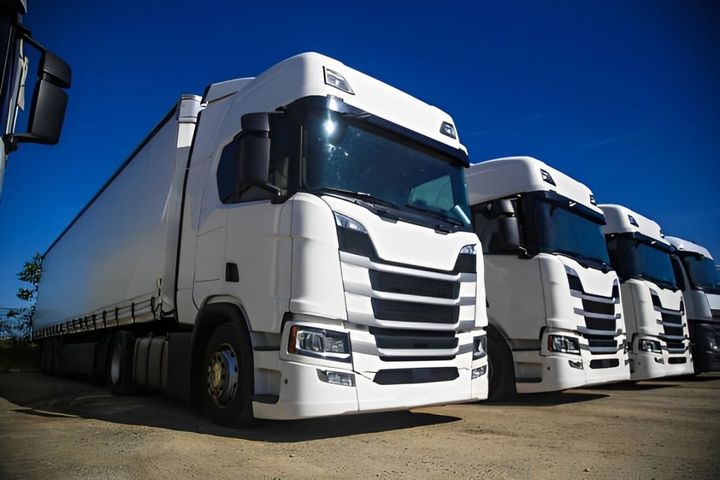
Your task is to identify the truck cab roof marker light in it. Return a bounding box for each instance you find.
[440,121,457,139]
[540,169,556,186]
[324,67,354,95]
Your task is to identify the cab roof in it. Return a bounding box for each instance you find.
[665,236,714,260]
[465,156,600,213]
[599,204,670,246]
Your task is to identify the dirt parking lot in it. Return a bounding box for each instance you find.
[0,372,719,480]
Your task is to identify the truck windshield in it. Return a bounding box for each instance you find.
[608,236,677,290]
[524,199,610,268]
[680,254,720,293]
[302,108,471,229]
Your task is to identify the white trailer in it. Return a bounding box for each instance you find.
[666,236,720,373]
[1,0,71,197]
[33,53,488,426]
[601,205,693,379]
[467,157,629,398]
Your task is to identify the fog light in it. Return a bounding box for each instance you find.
[472,366,487,379]
[568,360,583,370]
[317,369,355,386]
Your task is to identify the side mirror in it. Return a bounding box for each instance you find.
[235,112,282,199]
[239,112,271,185]
[492,216,522,253]
[9,38,71,147]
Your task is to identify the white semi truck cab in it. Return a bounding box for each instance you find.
[467,157,629,398]
[601,205,693,379]
[666,236,720,373]
[33,53,488,425]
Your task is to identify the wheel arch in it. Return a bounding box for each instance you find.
[190,298,254,406]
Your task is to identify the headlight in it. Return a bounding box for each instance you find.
[288,325,351,362]
[639,338,662,353]
[460,244,477,255]
[548,335,580,355]
[473,335,487,359]
[707,336,718,352]
[334,212,375,257]
[334,212,367,233]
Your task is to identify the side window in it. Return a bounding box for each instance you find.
[472,199,522,255]
[217,137,241,203]
[216,114,292,204]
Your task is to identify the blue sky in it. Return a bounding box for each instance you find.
[0,0,718,307]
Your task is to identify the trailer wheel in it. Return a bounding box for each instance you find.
[107,331,138,395]
[488,329,516,400]
[200,322,254,427]
[40,340,52,373]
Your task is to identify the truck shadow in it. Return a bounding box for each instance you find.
[485,390,608,406]
[0,373,459,442]
[587,381,677,391]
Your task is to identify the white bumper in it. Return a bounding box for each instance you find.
[253,356,487,420]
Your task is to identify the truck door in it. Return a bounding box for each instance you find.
[207,114,294,333]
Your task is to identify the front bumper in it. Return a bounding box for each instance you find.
[629,346,694,381]
[514,351,629,394]
[252,357,487,420]
[252,320,488,420]
[689,320,720,373]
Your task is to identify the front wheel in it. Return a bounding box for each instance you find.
[200,322,254,427]
[488,330,516,400]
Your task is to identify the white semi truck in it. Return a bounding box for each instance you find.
[1,0,71,197]
[33,53,488,426]
[467,157,629,398]
[666,236,720,373]
[601,205,694,379]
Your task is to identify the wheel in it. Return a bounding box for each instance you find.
[488,329,516,400]
[40,339,52,373]
[106,331,139,395]
[200,322,254,427]
[49,337,63,375]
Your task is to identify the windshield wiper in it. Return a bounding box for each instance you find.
[404,203,464,227]
[554,249,611,272]
[633,273,677,291]
[314,187,400,209]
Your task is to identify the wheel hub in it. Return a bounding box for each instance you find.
[206,343,239,408]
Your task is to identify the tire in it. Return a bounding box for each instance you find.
[488,329,516,400]
[200,322,254,427]
[107,331,139,395]
[49,337,63,375]
[39,340,51,373]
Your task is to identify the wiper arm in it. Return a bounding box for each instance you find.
[404,203,464,227]
[314,187,399,209]
[554,250,611,270]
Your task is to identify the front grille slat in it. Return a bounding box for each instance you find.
[370,326,459,361]
[369,270,459,299]
[582,298,615,315]
[589,359,620,369]
[373,367,459,385]
[574,284,620,354]
[371,298,458,324]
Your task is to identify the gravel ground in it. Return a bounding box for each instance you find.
[0,372,719,479]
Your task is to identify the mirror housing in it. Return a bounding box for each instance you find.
[239,112,271,186]
[8,35,71,147]
[493,216,522,253]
